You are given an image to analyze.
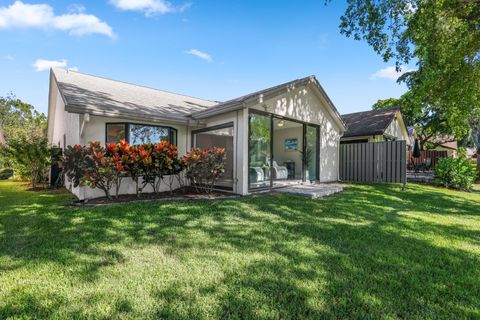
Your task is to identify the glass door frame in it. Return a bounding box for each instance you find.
[191,121,235,191]
[248,109,320,191]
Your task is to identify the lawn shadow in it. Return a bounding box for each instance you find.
[1,183,480,318]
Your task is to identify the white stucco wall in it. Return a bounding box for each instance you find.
[47,81,81,198]
[249,84,344,183]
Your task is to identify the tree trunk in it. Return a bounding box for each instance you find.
[477,147,480,180]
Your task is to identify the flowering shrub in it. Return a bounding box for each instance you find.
[183,147,226,193]
[82,141,118,200]
[62,140,186,199]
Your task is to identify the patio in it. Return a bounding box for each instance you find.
[274,183,344,199]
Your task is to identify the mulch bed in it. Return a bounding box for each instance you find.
[75,187,239,206]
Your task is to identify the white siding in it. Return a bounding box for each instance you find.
[385,117,409,143]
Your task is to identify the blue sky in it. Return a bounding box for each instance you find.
[0,0,411,116]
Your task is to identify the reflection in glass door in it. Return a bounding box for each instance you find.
[305,125,319,182]
[193,124,234,190]
[248,113,272,189]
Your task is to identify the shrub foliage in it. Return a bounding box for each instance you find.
[62,140,226,199]
[434,157,477,190]
[183,147,226,193]
[2,135,53,188]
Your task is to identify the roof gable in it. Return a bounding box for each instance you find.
[342,108,400,138]
[191,75,346,130]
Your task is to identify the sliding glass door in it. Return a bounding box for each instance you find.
[248,110,320,190]
[192,123,234,190]
[248,113,272,189]
[305,125,319,182]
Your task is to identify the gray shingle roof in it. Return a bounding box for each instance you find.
[342,108,399,138]
[52,68,345,130]
[52,68,219,123]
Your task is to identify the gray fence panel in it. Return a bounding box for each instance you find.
[340,141,407,184]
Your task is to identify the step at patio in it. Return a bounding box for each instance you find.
[275,183,344,199]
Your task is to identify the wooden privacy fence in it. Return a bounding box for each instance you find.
[340,141,406,184]
[406,150,448,170]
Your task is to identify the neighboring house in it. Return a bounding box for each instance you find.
[408,126,458,157]
[47,68,346,200]
[340,108,410,146]
[431,140,458,157]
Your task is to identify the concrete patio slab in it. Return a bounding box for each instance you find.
[275,183,344,199]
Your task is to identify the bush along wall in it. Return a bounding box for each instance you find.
[62,141,226,200]
[434,157,478,191]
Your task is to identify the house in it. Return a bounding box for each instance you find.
[430,138,458,157]
[47,68,346,200]
[408,127,458,157]
[340,108,410,146]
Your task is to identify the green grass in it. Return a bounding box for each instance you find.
[1,181,480,319]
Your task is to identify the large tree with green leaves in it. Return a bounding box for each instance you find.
[373,97,455,150]
[3,135,53,188]
[0,95,47,174]
[0,95,46,143]
[334,0,480,139]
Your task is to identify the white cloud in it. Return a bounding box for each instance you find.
[33,59,67,71]
[0,1,114,38]
[369,66,416,81]
[185,49,212,62]
[4,55,14,60]
[109,0,190,16]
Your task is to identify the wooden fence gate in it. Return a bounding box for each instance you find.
[340,141,407,184]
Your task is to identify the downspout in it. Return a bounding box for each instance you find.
[80,113,90,143]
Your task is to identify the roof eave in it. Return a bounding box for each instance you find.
[65,104,197,126]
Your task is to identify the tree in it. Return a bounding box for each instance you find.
[333,0,480,139]
[460,113,480,173]
[3,135,52,188]
[0,95,46,142]
[373,96,455,150]
[0,95,47,171]
[372,98,401,111]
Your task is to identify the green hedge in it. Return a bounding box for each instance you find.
[434,157,477,190]
[0,168,13,180]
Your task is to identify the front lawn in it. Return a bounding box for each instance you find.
[0,181,479,319]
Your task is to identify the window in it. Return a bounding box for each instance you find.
[106,123,127,144]
[129,124,170,145]
[106,123,177,145]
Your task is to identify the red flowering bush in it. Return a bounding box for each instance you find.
[81,141,118,200]
[62,140,186,199]
[183,147,226,193]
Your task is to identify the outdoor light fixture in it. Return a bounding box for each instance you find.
[277,120,285,127]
